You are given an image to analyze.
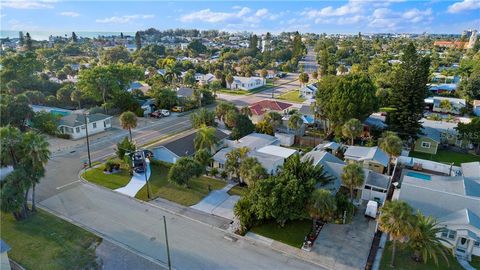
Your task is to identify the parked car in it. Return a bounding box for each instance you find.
[160,109,170,117]
[365,200,378,219]
[150,110,164,118]
[171,106,184,112]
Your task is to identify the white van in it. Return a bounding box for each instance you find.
[365,200,378,219]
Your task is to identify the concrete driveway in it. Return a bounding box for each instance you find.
[312,204,377,270]
[191,183,240,220]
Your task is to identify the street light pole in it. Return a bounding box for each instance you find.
[140,149,151,199]
[163,215,172,270]
[83,112,92,168]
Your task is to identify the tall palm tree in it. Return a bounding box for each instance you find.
[288,113,303,135]
[255,120,274,135]
[20,131,50,212]
[239,157,266,187]
[342,118,363,145]
[307,189,337,223]
[225,147,249,181]
[341,163,365,202]
[264,111,282,130]
[378,200,417,268]
[379,133,403,175]
[0,169,30,220]
[240,106,252,117]
[119,111,137,141]
[194,125,218,153]
[409,213,450,266]
[0,126,22,167]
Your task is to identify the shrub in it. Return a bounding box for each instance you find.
[134,107,145,117]
[210,167,219,177]
[56,133,71,139]
[105,159,121,172]
[220,170,228,179]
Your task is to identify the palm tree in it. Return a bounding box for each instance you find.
[119,111,137,141]
[226,73,234,88]
[288,113,303,135]
[20,131,50,212]
[255,120,274,135]
[409,213,450,266]
[341,163,365,202]
[307,189,337,223]
[239,157,266,187]
[0,126,23,167]
[0,169,30,220]
[299,72,309,87]
[225,147,249,181]
[240,106,252,117]
[378,200,417,268]
[194,125,218,152]
[379,133,403,175]
[264,111,282,130]
[194,148,213,172]
[342,118,363,145]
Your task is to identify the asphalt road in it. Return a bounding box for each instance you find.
[299,47,318,74]
[36,113,325,270]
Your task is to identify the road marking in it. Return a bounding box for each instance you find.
[56,180,81,190]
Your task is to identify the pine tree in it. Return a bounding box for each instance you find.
[135,31,142,50]
[25,32,33,51]
[249,35,259,50]
[388,43,430,142]
[72,32,78,43]
[19,31,24,46]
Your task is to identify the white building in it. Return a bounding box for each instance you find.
[227,76,265,91]
[57,113,112,140]
[299,83,318,99]
[429,96,466,115]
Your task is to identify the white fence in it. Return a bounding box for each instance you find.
[397,156,461,176]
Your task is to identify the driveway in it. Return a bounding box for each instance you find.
[191,183,240,220]
[312,204,377,270]
[115,159,151,197]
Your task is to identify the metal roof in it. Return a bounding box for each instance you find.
[58,113,112,128]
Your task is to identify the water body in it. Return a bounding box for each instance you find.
[0,30,135,41]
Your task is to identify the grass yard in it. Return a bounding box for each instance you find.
[251,219,312,248]
[135,162,227,206]
[409,149,480,166]
[227,185,248,196]
[218,89,250,95]
[1,209,100,270]
[277,90,305,103]
[82,164,131,189]
[379,241,467,270]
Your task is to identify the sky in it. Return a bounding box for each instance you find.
[0,0,479,36]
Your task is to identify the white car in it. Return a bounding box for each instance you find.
[160,110,170,117]
[365,200,378,219]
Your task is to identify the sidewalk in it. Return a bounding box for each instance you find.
[191,183,240,220]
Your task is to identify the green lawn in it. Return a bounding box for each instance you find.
[1,209,100,270]
[379,241,465,270]
[409,149,480,166]
[135,162,227,206]
[251,219,312,248]
[83,161,227,206]
[218,89,250,95]
[277,90,305,103]
[82,164,131,189]
[227,185,249,196]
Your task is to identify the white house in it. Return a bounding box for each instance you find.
[397,161,480,261]
[299,83,317,99]
[57,113,112,140]
[227,76,265,91]
[430,96,466,115]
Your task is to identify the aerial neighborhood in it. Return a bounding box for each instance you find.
[1,1,480,270]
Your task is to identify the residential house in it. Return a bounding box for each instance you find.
[254,69,278,79]
[57,113,112,140]
[414,119,467,155]
[249,100,293,124]
[313,141,340,154]
[176,87,195,99]
[473,100,480,116]
[197,73,216,85]
[151,129,229,163]
[299,83,317,100]
[128,81,151,95]
[397,161,480,261]
[226,76,265,91]
[428,83,458,94]
[299,105,315,125]
[343,146,389,174]
[428,96,466,115]
[212,133,297,175]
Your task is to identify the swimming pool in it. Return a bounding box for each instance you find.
[406,171,432,181]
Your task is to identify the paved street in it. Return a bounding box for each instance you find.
[36,112,325,270]
[299,47,318,74]
[216,73,301,107]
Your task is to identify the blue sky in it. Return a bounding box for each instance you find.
[1,0,479,35]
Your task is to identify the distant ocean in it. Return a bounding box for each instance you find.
[0,30,135,41]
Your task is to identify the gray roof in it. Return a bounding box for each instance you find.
[299,105,313,115]
[213,146,284,173]
[177,87,194,98]
[365,170,390,190]
[462,162,480,180]
[301,150,344,167]
[313,141,340,152]
[420,119,459,142]
[226,133,278,151]
[438,209,480,230]
[155,129,228,157]
[58,113,111,128]
[344,146,389,167]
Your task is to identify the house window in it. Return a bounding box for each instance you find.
[448,230,456,239]
[65,127,73,134]
[219,163,224,169]
[421,142,431,148]
[76,127,80,133]
[474,241,479,247]
[93,122,97,128]
[104,121,107,128]
[441,230,448,238]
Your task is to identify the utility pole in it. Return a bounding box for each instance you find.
[163,216,172,270]
[83,111,92,168]
[141,149,151,199]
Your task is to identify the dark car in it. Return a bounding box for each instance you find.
[150,110,163,118]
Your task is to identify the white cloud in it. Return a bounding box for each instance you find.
[1,0,54,9]
[301,1,364,18]
[96,14,154,24]
[368,7,432,30]
[180,7,281,25]
[60,11,80,18]
[7,19,40,30]
[448,0,480,13]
